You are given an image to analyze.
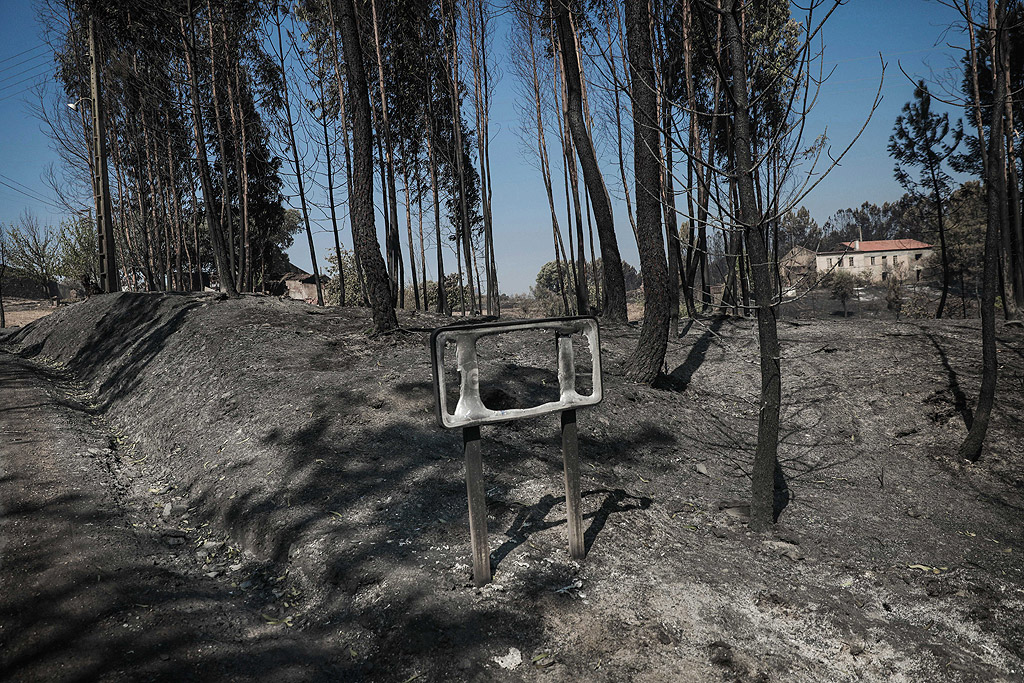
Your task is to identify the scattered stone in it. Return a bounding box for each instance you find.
[165,537,184,547]
[719,500,751,523]
[850,643,865,656]
[763,540,804,561]
[657,630,672,645]
[708,641,733,666]
[202,540,225,551]
[229,563,244,572]
[967,605,991,621]
[161,503,172,519]
[493,647,522,670]
[695,463,709,476]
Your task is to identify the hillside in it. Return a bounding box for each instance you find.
[2,291,1023,682]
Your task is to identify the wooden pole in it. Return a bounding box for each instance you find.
[463,425,491,586]
[561,409,585,559]
[88,15,119,293]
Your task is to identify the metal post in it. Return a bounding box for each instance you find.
[88,15,119,294]
[561,409,585,559]
[463,425,491,586]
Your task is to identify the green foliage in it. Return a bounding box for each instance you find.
[943,181,986,294]
[889,81,962,194]
[6,212,58,298]
[54,216,100,294]
[323,247,361,306]
[823,270,857,317]
[535,260,568,295]
[535,258,641,297]
[780,207,821,249]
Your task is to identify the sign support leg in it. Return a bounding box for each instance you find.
[463,425,491,586]
[561,409,585,559]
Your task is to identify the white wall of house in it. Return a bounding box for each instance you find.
[815,248,933,282]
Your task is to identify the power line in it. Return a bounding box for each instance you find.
[0,83,40,103]
[0,62,50,89]
[0,178,51,206]
[0,43,47,65]
[0,171,48,200]
[0,68,50,95]
[0,51,48,76]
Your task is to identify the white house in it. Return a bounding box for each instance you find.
[815,239,934,283]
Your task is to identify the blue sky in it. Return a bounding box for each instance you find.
[0,0,970,295]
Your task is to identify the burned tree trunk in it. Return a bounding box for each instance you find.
[722,0,782,530]
[555,1,627,321]
[337,0,397,332]
[623,0,669,384]
[959,0,1005,461]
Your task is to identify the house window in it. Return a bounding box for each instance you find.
[849,257,854,266]
[882,271,888,281]
[882,255,887,262]
[871,256,876,265]
[893,255,898,265]
[915,253,922,260]
[827,258,832,267]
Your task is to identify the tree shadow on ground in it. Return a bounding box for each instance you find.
[489,488,653,569]
[656,317,726,392]
[924,330,974,429]
[0,351,355,683]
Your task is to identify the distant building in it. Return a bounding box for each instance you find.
[779,245,817,292]
[816,239,934,283]
[274,271,326,302]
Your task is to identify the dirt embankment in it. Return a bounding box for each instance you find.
[3,291,1024,682]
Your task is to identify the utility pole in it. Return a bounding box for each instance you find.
[88,15,119,293]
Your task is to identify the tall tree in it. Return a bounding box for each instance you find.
[179,2,238,297]
[959,0,1008,461]
[554,0,627,321]
[337,0,397,332]
[271,7,323,306]
[721,0,783,530]
[623,0,669,384]
[888,81,962,318]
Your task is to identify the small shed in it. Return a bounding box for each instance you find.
[274,271,325,302]
[779,245,817,290]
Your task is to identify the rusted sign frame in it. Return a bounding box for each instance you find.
[429,316,603,586]
[429,316,603,429]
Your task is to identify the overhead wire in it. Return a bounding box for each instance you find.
[0,83,43,103]
[0,177,54,207]
[0,43,48,65]
[0,50,49,76]
[0,64,51,90]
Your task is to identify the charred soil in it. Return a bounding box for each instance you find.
[1,291,1023,682]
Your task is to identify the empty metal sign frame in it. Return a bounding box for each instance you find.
[429,316,603,586]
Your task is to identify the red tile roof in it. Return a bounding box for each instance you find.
[839,239,932,252]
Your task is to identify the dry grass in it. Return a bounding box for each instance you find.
[2,298,60,328]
